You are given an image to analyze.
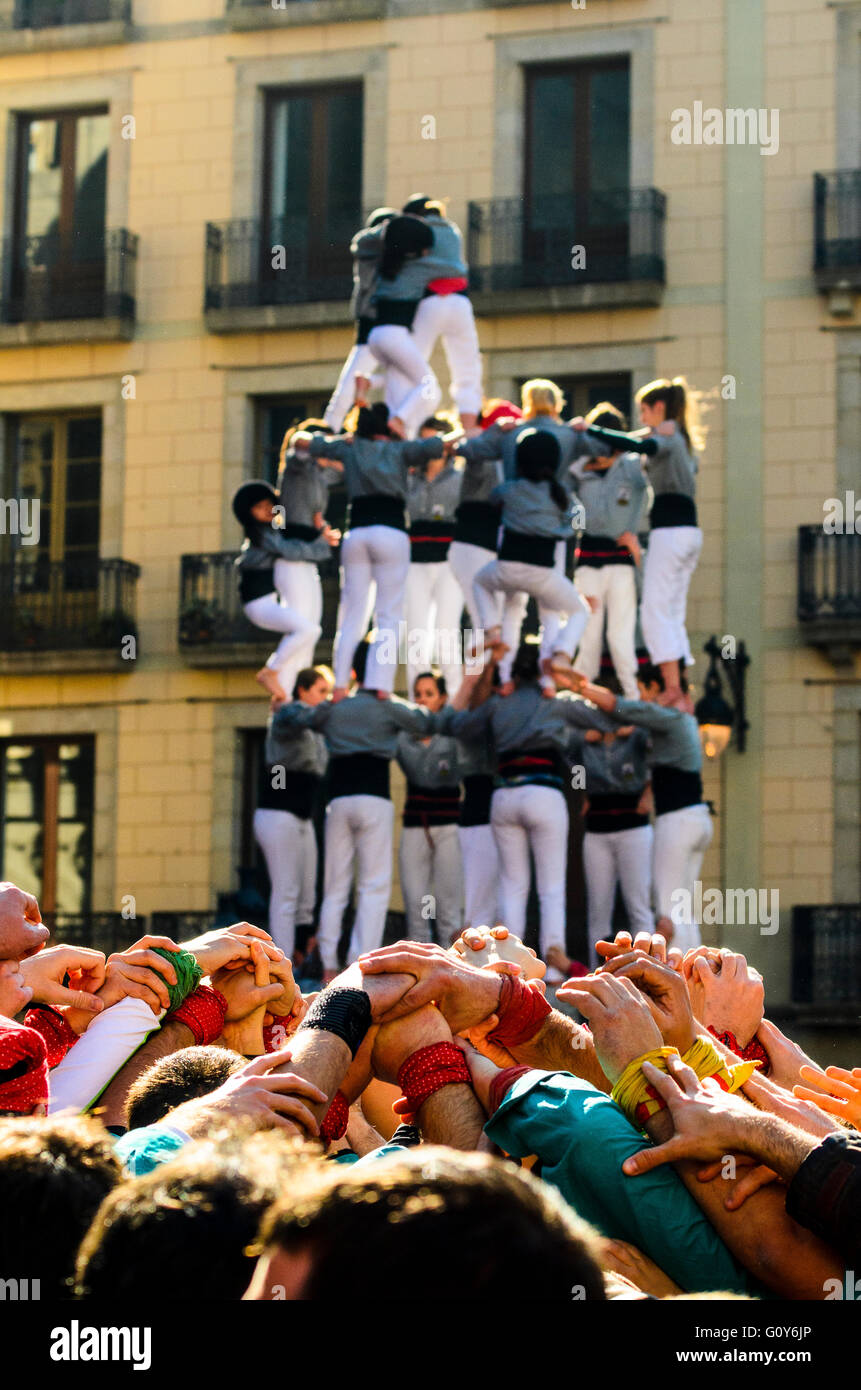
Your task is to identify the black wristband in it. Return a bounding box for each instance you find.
[299,986,372,1058]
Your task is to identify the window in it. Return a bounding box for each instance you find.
[0,738,94,914]
[262,84,363,298]
[3,412,101,589]
[13,109,109,319]
[254,393,330,487]
[525,61,630,267]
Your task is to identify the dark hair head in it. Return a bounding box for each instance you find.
[232,480,277,535]
[413,670,447,698]
[585,401,628,432]
[419,416,450,435]
[511,641,541,686]
[75,1130,316,1302]
[256,1147,606,1301]
[515,428,568,512]
[367,206,398,228]
[125,1046,245,1131]
[0,1115,120,1298]
[639,661,688,694]
[379,214,435,280]
[636,376,701,451]
[401,194,445,218]
[355,403,391,440]
[351,639,370,685]
[293,666,330,700]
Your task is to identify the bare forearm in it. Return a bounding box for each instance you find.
[272,1028,352,1124]
[418,1084,486,1150]
[510,1013,610,1093]
[95,1019,194,1130]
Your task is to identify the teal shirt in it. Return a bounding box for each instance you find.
[485,1070,756,1296]
[114,1124,190,1176]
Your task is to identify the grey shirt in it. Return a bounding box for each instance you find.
[406,460,463,523]
[265,713,328,778]
[567,727,651,796]
[308,435,443,502]
[349,224,385,321]
[644,429,698,499]
[570,454,648,539]
[273,687,434,758]
[460,417,581,484]
[235,527,331,574]
[278,449,337,528]
[610,699,703,773]
[421,214,468,280]
[489,477,573,539]
[436,686,615,757]
[458,452,504,505]
[396,731,461,787]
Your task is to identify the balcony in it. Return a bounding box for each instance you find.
[0,0,130,48]
[789,904,861,1023]
[179,551,339,667]
[0,229,138,346]
[813,171,861,304]
[204,219,353,333]
[797,524,861,665]
[466,190,666,316]
[226,0,385,30]
[42,912,141,957]
[0,555,140,674]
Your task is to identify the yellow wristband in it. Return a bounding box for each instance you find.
[682,1035,759,1093]
[611,1046,680,1126]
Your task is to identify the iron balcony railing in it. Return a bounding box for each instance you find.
[813,171,861,278]
[791,904,861,1007]
[205,218,353,312]
[466,190,666,294]
[4,0,129,27]
[0,555,140,652]
[0,228,138,324]
[797,525,861,623]
[179,550,339,658]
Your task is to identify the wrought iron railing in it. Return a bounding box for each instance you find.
[792,904,861,1006]
[813,171,861,276]
[205,218,353,312]
[0,228,137,323]
[797,525,861,623]
[179,550,339,660]
[0,555,139,652]
[466,190,666,293]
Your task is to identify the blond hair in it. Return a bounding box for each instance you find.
[521,378,564,418]
[635,377,704,454]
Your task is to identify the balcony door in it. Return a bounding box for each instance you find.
[0,738,94,916]
[12,109,109,321]
[524,61,630,280]
[2,413,102,646]
[261,84,363,302]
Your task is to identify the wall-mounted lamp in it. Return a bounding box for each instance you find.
[694,635,750,759]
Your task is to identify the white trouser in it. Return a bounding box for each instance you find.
[368,324,441,437]
[458,823,500,928]
[404,560,465,696]
[253,807,318,959]
[243,592,322,676]
[490,784,569,957]
[273,559,323,693]
[411,293,483,417]
[474,558,590,663]
[641,526,703,668]
[574,563,640,699]
[323,343,381,433]
[448,540,496,635]
[399,822,464,943]
[317,794,394,970]
[582,823,655,964]
[653,803,714,954]
[334,525,410,692]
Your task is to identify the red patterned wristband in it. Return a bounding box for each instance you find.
[320,1090,349,1141]
[394,1042,472,1117]
[24,1006,79,1067]
[169,985,228,1046]
[488,976,552,1050]
[488,1064,532,1118]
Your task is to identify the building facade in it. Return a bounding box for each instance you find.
[0,0,858,1039]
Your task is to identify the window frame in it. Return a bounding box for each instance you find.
[0,734,95,914]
